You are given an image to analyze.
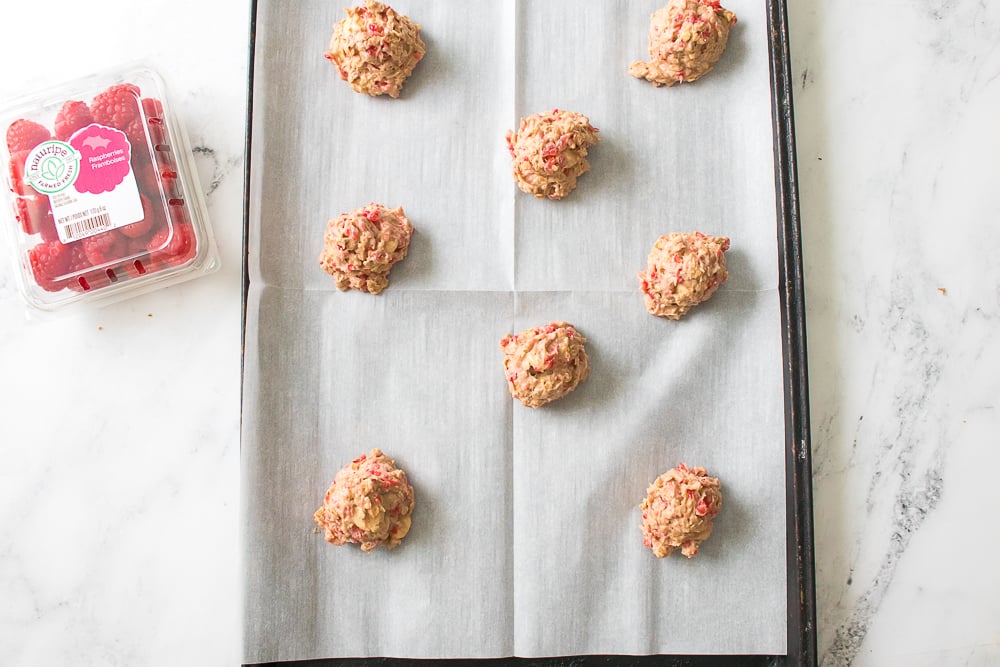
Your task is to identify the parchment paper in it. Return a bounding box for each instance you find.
[243,0,786,661]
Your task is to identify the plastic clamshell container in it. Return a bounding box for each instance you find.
[0,64,219,314]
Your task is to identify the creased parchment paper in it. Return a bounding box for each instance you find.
[244,0,786,661]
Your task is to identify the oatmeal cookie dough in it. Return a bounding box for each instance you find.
[324,1,425,98]
[629,0,737,87]
[641,463,722,558]
[319,203,413,294]
[500,322,590,408]
[638,231,730,319]
[505,109,600,200]
[314,448,415,552]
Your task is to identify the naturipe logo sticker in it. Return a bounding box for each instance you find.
[24,140,80,194]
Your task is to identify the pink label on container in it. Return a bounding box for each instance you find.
[68,123,132,194]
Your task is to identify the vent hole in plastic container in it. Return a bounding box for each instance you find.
[168,198,185,206]
[133,260,146,275]
[78,276,90,291]
[106,268,118,283]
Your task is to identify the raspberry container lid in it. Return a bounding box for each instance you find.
[0,65,219,313]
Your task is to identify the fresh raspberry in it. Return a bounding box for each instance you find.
[8,150,30,196]
[135,161,159,195]
[53,100,95,141]
[14,195,53,236]
[125,118,147,147]
[120,194,158,238]
[5,119,50,153]
[129,145,152,180]
[63,242,114,292]
[142,97,163,118]
[136,160,179,200]
[81,231,127,266]
[128,232,154,256]
[28,241,70,292]
[90,83,144,144]
[64,242,91,272]
[38,213,60,243]
[140,163,159,194]
[147,219,196,266]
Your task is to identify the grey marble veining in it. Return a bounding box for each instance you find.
[792,1,1000,665]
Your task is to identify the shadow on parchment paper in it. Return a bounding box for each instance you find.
[721,246,762,293]
[706,10,749,86]
[571,133,636,206]
[393,30,447,101]
[692,481,751,563]
[389,223,433,288]
[396,457,433,553]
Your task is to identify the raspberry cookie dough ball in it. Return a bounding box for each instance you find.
[319,203,413,294]
[324,0,425,98]
[505,109,600,200]
[641,463,722,558]
[638,231,730,320]
[500,322,590,408]
[629,0,737,87]
[314,448,415,552]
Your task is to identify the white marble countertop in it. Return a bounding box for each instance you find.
[0,1,997,666]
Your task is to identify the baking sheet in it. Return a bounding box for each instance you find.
[243,0,787,661]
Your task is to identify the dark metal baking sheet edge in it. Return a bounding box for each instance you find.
[239,0,817,664]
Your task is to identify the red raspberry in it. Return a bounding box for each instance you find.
[90,83,145,144]
[147,219,196,266]
[81,231,127,266]
[28,241,70,292]
[142,97,163,118]
[38,213,60,243]
[64,242,91,271]
[53,100,95,141]
[8,150,30,196]
[135,161,158,195]
[6,119,50,153]
[126,230,151,254]
[136,160,180,200]
[63,242,114,292]
[14,195,53,236]
[120,194,158,238]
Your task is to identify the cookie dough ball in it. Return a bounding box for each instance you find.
[319,203,414,294]
[629,0,737,87]
[314,448,415,552]
[505,109,600,200]
[324,1,425,98]
[641,463,722,558]
[500,322,590,408]
[638,231,730,319]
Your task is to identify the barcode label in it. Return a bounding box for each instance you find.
[63,212,113,241]
[49,167,144,245]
